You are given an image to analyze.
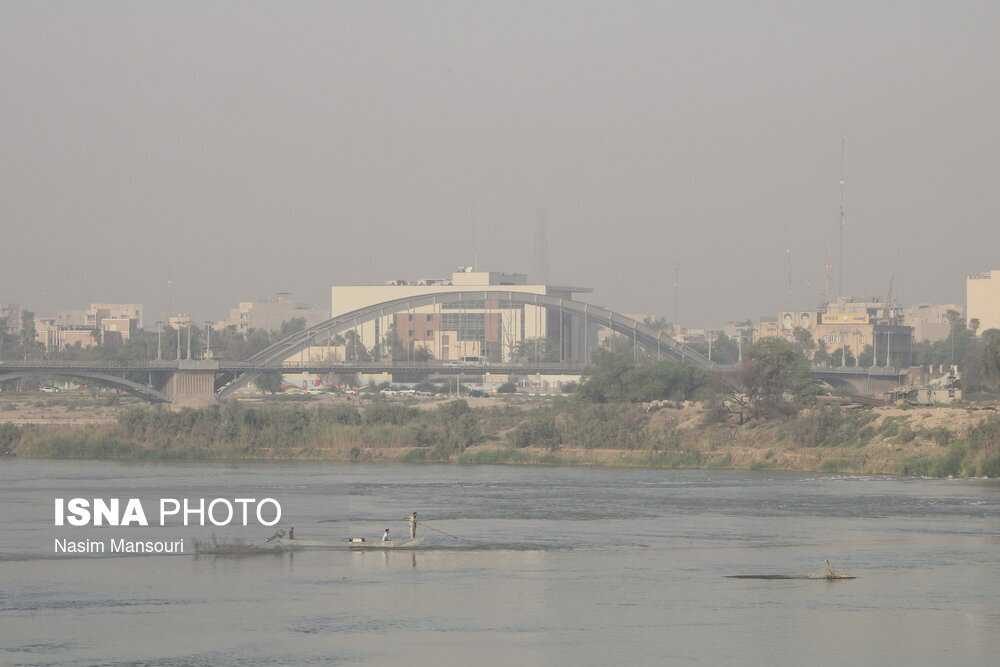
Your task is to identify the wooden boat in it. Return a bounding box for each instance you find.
[726,574,856,580]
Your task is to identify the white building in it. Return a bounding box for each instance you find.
[327,267,592,362]
[967,270,1000,333]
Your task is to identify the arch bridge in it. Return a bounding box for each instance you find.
[217,291,715,399]
[2,292,907,403]
[0,364,170,403]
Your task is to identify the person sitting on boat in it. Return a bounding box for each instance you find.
[408,512,418,539]
[382,528,391,542]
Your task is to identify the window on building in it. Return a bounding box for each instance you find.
[441,313,486,341]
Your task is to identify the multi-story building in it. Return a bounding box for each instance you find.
[222,292,326,333]
[328,267,592,362]
[35,317,98,351]
[0,303,23,335]
[754,297,913,367]
[167,313,193,329]
[87,303,143,329]
[967,270,1000,333]
[902,303,962,342]
[33,303,142,349]
[86,303,143,343]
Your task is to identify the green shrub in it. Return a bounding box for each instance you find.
[931,445,964,477]
[399,448,428,463]
[980,453,1000,478]
[879,416,905,438]
[457,448,534,465]
[788,407,876,447]
[507,414,561,449]
[819,458,855,473]
[898,456,934,477]
[644,449,701,468]
[0,423,21,454]
[364,402,418,425]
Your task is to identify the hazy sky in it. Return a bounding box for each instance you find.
[2,2,998,326]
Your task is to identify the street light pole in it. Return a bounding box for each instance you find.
[156,321,163,361]
[204,321,212,359]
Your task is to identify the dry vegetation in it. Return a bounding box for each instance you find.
[2,391,999,477]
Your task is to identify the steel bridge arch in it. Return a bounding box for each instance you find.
[218,291,717,399]
[0,370,170,403]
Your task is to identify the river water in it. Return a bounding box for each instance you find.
[1,460,998,666]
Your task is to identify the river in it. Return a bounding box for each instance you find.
[1,460,998,666]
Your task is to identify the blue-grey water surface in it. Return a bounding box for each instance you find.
[1,460,998,666]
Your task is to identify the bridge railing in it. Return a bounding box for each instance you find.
[0,360,181,370]
[219,360,589,371]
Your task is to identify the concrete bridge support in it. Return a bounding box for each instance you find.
[163,361,219,406]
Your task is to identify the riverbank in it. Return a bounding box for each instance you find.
[2,397,998,477]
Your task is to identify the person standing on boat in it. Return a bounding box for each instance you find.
[382,528,391,542]
[408,512,418,539]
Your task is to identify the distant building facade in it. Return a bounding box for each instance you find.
[0,303,23,335]
[167,313,193,329]
[902,303,962,342]
[221,292,326,333]
[87,303,143,330]
[33,303,142,349]
[85,303,142,343]
[35,317,98,351]
[967,270,1000,333]
[753,297,913,367]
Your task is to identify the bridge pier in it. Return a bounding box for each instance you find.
[163,360,219,406]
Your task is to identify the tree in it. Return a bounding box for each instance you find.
[739,338,816,417]
[255,371,283,394]
[279,317,307,338]
[829,346,857,367]
[641,316,673,334]
[857,345,874,367]
[343,330,371,362]
[813,340,830,367]
[688,333,740,364]
[792,327,815,357]
[512,337,559,363]
[17,310,41,359]
[578,349,711,403]
[578,350,634,402]
[981,329,1000,390]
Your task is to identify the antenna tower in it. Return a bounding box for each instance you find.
[838,136,847,297]
[532,210,549,284]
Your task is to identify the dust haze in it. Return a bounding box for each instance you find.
[2,2,998,324]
